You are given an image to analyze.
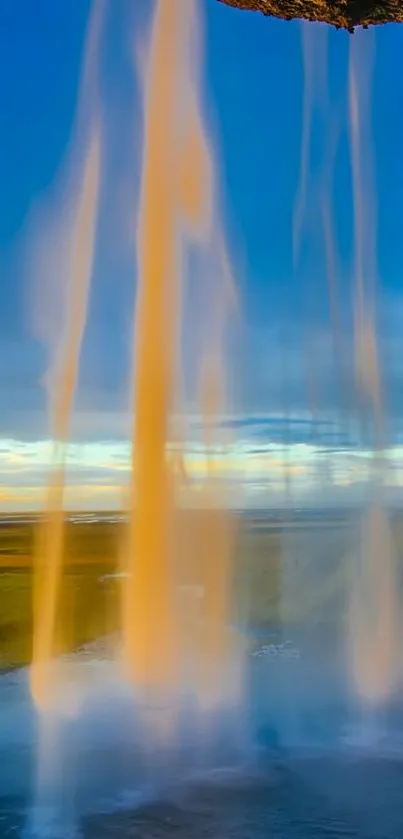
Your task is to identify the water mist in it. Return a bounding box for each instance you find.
[122,0,239,722]
[348,32,399,710]
[26,1,243,835]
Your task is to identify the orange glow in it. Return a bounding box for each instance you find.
[123,0,192,688]
[30,135,100,709]
[123,0,235,706]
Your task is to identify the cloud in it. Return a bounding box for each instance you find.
[0,407,402,511]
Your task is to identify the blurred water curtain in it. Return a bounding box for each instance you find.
[31,0,238,713]
[29,0,400,724]
[293,24,399,704]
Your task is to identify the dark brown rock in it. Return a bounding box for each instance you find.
[217,1,403,30]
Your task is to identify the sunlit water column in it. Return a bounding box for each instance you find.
[30,136,100,709]
[348,31,399,722]
[26,6,102,836]
[123,0,229,707]
[27,139,100,839]
[123,0,183,703]
[122,0,245,780]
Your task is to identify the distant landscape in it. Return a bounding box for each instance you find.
[0,509,402,671]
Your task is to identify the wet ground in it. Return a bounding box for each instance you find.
[84,757,403,839]
[2,756,403,838]
[0,630,403,839]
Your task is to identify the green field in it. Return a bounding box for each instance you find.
[0,518,118,669]
[0,511,400,672]
[0,514,278,670]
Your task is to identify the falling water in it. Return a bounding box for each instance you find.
[285,22,400,744]
[30,136,100,710]
[196,302,235,710]
[122,0,185,693]
[348,32,399,705]
[24,3,239,830]
[281,23,334,674]
[24,9,102,838]
[29,1,103,713]
[123,0,236,718]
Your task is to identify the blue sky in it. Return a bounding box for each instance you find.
[1,0,403,509]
